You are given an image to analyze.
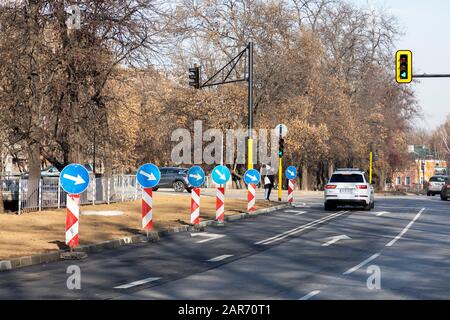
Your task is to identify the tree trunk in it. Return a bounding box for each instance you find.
[0,185,4,214]
[301,165,309,191]
[27,143,41,209]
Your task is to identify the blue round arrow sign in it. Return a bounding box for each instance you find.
[286,166,297,180]
[211,165,231,185]
[59,164,90,194]
[187,166,205,188]
[244,169,261,185]
[137,163,161,188]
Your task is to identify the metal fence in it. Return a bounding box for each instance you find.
[0,175,140,214]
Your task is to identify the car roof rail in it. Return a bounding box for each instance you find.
[335,168,362,172]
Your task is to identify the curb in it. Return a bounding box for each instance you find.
[0,203,290,272]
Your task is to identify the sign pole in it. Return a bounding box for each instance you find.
[216,187,225,223]
[248,183,256,212]
[142,187,153,237]
[60,164,90,260]
[288,179,294,203]
[191,187,201,226]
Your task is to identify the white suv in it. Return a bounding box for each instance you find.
[427,175,448,196]
[324,169,374,211]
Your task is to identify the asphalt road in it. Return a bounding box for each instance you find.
[0,195,449,300]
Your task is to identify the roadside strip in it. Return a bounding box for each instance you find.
[0,203,291,272]
[255,211,349,245]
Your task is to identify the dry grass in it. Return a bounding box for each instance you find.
[0,192,276,259]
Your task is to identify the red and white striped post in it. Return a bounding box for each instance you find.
[142,188,153,231]
[248,183,256,212]
[191,187,201,224]
[216,187,225,222]
[288,179,294,203]
[65,194,80,249]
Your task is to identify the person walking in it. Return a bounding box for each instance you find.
[261,164,275,201]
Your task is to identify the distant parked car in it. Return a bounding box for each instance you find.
[440,177,450,201]
[427,175,448,196]
[152,167,192,193]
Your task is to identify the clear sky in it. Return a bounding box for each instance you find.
[349,0,450,130]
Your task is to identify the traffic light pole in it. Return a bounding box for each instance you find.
[413,74,450,78]
[247,42,254,170]
[189,42,254,170]
[278,126,283,202]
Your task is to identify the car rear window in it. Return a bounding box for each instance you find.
[330,174,364,183]
[430,176,446,182]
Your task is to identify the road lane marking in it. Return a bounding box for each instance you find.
[376,211,389,216]
[386,208,426,247]
[283,210,305,213]
[322,235,351,247]
[207,255,234,262]
[114,277,161,289]
[299,290,320,300]
[255,211,348,245]
[191,232,225,243]
[294,211,307,215]
[343,253,380,275]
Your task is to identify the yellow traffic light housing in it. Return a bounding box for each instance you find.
[396,50,412,83]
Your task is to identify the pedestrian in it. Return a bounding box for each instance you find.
[261,164,275,201]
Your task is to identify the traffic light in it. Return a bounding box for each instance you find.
[278,138,284,157]
[396,50,412,83]
[189,66,200,89]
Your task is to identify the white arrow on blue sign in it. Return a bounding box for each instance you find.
[244,169,261,185]
[211,165,231,185]
[59,164,90,194]
[187,166,205,188]
[286,166,297,180]
[137,163,161,188]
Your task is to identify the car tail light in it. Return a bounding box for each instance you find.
[325,185,337,189]
[356,185,368,189]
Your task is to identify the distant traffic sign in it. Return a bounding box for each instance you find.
[59,164,90,194]
[275,124,288,138]
[244,169,261,185]
[286,166,297,180]
[137,163,161,188]
[211,165,231,185]
[188,166,205,188]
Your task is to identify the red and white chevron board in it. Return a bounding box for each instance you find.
[142,188,153,230]
[248,183,256,212]
[65,194,80,248]
[216,187,225,222]
[191,187,200,224]
[288,179,294,203]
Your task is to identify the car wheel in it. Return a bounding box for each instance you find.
[427,192,431,196]
[441,192,448,201]
[363,203,371,211]
[173,181,185,192]
[370,201,375,209]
